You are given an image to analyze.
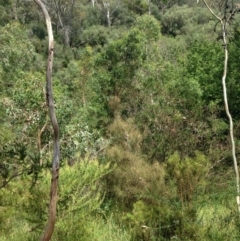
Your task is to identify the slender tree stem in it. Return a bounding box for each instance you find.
[201,0,240,216]
[34,0,60,240]
[221,21,240,214]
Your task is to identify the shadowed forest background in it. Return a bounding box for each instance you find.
[1,0,240,240]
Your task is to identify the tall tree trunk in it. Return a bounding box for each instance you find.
[106,9,111,27]
[221,21,240,215]
[34,0,60,240]
[201,0,240,216]
[63,25,70,47]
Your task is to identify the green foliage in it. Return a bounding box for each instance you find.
[52,159,112,240]
[0,23,47,181]
[166,152,210,204]
[80,25,109,46]
[186,40,223,105]
[105,117,168,212]
[82,215,131,241]
[121,152,211,240]
[0,158,113,240]
[0,22,37,93]
[135,14,161,41]
[63,122,109,161]
[1,2,240,241]
[0,101,12,145]
[161,5,216,41]
[0,175,33,235]
[59,158,110,210]
[227,28,240,118]
[90,26,147,125]
[197,204,240,241]
[125,197,201,240]
[53,214,131,241]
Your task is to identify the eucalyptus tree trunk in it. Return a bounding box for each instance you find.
[34,0,60,240]
[96,0,120,27]
[41,0,76,47]
[201,0,240,216]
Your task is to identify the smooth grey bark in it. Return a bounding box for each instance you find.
[42,0,76,46]
[34,0,60,240]
[96,0,120,27]
[201,0,240,216]
[56,0,76,46]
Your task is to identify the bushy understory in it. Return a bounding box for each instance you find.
[1,1,240,240]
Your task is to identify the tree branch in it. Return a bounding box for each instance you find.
[202,0,222,21]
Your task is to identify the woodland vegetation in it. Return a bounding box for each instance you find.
[1,0,240,240]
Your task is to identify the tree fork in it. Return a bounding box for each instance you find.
[34,0,60,240]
